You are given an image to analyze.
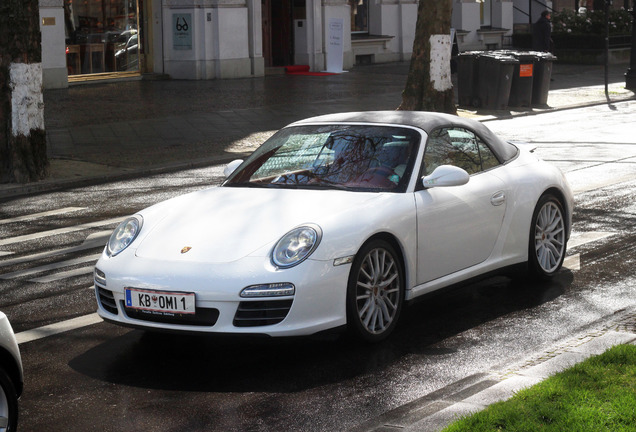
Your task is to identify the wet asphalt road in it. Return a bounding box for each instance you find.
[1,101,635,431]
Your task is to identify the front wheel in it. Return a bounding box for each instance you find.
[528,194,567,279]
[347,240,404,342]
[0,368,18,432]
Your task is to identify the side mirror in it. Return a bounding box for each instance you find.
[421,165,470,188]
[223,159,244,177]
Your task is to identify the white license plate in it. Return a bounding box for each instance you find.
[125,288,196,314]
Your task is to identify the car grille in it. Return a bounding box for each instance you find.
[233,300,293,327]
[96,287,118,315]
[122,302,220,327]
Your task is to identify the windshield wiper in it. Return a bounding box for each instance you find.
[302,183,351,191]
[225,181,353,191]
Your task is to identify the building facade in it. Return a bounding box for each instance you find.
[39,0,535,89]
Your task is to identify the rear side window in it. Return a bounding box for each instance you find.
[423,127,501,175]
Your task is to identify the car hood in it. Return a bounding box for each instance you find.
[135,186,381,263]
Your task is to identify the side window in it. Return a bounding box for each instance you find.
[424,128,481,175]
[424,127,500,175]
[478,138,500,171]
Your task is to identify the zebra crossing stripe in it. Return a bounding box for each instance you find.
[29,266,96,283]
[15,313,103,345]
[0,253,102,280]
[0,217,122,247]
[0,207,85,225]
[0,231,110,269]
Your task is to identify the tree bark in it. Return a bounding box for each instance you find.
[398,0,456,114]
[0,0,48,183]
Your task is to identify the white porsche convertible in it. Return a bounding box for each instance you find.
[95,111,573,342]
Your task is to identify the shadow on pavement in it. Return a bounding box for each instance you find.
[68,271,573,393]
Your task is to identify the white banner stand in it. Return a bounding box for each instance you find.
[325,18,345,73]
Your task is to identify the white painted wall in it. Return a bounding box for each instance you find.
[399,1,418,60]
[39,0,68,89]
[151,0,165,74]
[492,0,514,35]
[162,1,253,79]
[452,1,483,50]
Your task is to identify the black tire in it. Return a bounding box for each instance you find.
[346,239,404,342]
[528,194,567,280]
[0,367,18,432]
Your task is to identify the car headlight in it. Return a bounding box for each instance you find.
[107,216,143,257]
[272,225,322,268]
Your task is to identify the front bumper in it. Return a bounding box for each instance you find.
[94,254,351,337]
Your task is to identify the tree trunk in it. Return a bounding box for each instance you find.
[398,0,456,114]
[0,0,48,183]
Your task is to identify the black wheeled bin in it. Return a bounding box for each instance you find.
[532,52,557,106]
[506,51,536,107]
[478,54,518,110]
[456,51,481,107]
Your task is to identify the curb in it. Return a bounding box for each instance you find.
[350,308,636,432]
[0,152,251,202]
[478,93,635,122]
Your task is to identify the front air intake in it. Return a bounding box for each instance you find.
[233,300,293,327]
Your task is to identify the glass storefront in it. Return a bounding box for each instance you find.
[63,0,140,79]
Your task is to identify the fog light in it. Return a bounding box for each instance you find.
[240,283,295,298]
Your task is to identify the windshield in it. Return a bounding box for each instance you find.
[224,125,421,192]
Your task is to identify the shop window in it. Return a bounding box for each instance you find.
[64,0,140,77]
[350,0,368,33]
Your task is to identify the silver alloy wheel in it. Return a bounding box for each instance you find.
[534,200,566,274]
[0,382,9,431]
[355,247,401,335]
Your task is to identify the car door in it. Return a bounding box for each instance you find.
[415,127,507,284]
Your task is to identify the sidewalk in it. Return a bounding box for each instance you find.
[0,61,634,199]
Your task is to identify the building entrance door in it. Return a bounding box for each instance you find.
[262,0,294,67]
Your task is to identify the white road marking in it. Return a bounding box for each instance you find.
[562,232,614,272]
[0,207,85,225]
[563,254,580,271]
[15,313,103,345]
[29,266,95,283]
[568,231,615,249]
[0,252,12,257]
[0,253,102,280]
[0,217,121,247]
[0,231,110,269]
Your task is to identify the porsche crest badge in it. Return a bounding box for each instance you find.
[181,246,192,254]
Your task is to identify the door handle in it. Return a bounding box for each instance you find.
[491,191,506,206]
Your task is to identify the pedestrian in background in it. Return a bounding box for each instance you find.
[533,10,553,52]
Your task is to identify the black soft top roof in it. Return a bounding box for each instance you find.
[290,111,519,162]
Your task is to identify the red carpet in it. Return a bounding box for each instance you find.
[285,65,336,76]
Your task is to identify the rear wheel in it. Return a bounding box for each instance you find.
[0,368,18,432]
[347,240,404,342]
[528,194,567,279]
